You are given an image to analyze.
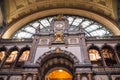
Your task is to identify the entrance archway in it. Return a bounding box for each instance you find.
[46,68,72,80]
[36,50,79,80]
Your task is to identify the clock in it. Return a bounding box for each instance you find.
[55,23,64,28]
[54,21,65,31]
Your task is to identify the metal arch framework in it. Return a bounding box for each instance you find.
[2,8,120,39]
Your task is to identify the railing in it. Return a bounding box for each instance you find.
[92,66,120,73]
[87,36,120,40]
[0,38,32,43]
[0,68,38,74]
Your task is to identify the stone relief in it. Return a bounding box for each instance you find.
[94,75,109,80]
[39,38,49,45]
[68,38,79,44]
[10,76,22,80]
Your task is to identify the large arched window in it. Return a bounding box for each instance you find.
[19,50,30,62]
[12,15,112,39]
[88,45,102,66]
[18,46,30,62]
[6,51,18,63]
[101,45,117,66]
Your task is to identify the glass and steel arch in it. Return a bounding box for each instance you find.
[12,15,113,39]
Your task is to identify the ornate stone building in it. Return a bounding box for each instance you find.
[0,0,120,80]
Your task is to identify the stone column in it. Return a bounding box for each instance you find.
[79,25,91,64]
[80,34,90,64]
[100,51,107,66]
[27,36,40,63]
[22,74,27,80]
[88,73,92,80]
[27,26,40,63]
[32,74,37,80]
[114,50,120,65]
[76,73,81,80]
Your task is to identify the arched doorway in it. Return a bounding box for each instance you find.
[36,50,79,80]
[46,68,72,80]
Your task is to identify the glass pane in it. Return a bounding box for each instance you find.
[67,16,74,24]
[81,20,92,28]
[72,18,83,26]
[32,22,40,28]
[24,27,35,33]
[40,19,50,27]
[12,15,113,38]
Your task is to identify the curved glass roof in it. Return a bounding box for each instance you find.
[12,15,112,39]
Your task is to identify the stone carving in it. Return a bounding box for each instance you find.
[39,38,49,45]
[68,38,79,44]
[10,76,22,80]
[94,75,109,80]
[53,31,64,43]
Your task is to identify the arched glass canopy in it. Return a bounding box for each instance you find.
[12,15,112,39]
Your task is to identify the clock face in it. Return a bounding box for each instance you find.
[54,21,65,31]
[55,23,64,28]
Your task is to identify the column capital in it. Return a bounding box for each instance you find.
[33,74,37,76]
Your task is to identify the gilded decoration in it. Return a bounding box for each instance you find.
[5,0,117,24]
[55,47,61,53]
[53,31,64,43]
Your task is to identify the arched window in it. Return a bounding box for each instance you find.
[26,76,32,80]
[81,76,88,80]
[15,46,30,67]
[0,46,7,62]
[19,50,30,62]
[0,51,5,62]
[101,45,117,66]
[6,50,18,63]
[88,45,102,66]
[4,46,19,67]
[89,49,101,61]
[115,77,120,80]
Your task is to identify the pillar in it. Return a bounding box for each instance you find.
[100,51,107,66]
[114,50,120,65]
[88,73,92,80]
[76,73,81,80]
[79,26,91,64]
[32,74,37,80]
[22,74,27,80]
